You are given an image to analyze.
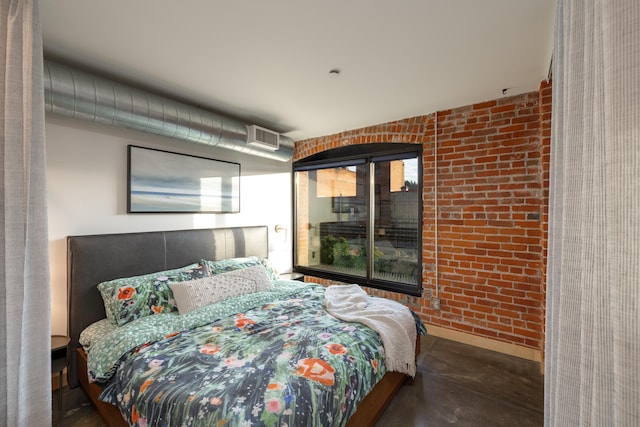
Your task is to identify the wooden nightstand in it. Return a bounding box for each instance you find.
[51,335,70,409]
[280,272,304,282]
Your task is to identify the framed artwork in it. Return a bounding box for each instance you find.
[127,145,240,213]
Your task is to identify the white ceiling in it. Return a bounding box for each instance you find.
[39,0,555,143]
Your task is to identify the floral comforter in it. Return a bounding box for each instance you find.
[96,282,397,427]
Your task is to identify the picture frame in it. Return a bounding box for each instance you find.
[127,145,240,213]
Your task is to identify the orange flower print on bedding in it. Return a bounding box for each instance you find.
[370,359,378,374]
[200,343,220,355]
[325,343,347,355]
[117,286,136,300]
[234,313,256,329]
[267,383,284,390]
[151,305,163,314]
[295,358,335,386]
[140,379,154,393]
[131,405,139,423]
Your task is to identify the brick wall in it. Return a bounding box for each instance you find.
[294,81,551,353]
[539,80,552,358]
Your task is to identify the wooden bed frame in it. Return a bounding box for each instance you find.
[67,226,415,427]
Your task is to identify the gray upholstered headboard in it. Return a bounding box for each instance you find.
[66,226,268,387]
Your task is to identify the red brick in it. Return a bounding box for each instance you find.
[296,84,549,354]
[473,100,498,110]
[490,104,517,114]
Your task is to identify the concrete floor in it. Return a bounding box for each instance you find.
[53,335,544,426]
[376,335,543,426]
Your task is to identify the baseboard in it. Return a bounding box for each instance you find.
[425,323,544,367]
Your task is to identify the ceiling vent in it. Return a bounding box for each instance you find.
[247,125,279,151]
[43,60,294,161]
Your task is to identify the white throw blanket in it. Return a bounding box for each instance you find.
[324,284,417,377]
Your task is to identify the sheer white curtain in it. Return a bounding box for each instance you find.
[1,0,51,425]
[545,1,640,426]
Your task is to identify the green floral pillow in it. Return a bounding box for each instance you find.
[97,263,210,326]
[201,256,279,281]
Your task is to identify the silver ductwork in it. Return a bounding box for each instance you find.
[43,60,294,162]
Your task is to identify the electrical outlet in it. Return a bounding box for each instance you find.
[432,298,441,310]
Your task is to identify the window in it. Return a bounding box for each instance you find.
[293,144,422,296]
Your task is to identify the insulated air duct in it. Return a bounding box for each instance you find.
[43,60,294,162]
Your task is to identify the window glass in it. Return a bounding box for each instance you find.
[294,144,421,295]
[372,158,419,285]
[296,163,368,278]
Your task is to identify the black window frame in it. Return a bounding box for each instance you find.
[293,143,423,296]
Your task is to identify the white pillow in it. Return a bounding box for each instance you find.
[169,265,273,314]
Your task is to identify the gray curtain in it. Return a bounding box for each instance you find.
[545,1,639,426]
[1,0,52,426]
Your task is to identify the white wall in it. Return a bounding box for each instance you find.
[46,115,293,335]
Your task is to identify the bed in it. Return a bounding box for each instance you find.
[67,226,420,426]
